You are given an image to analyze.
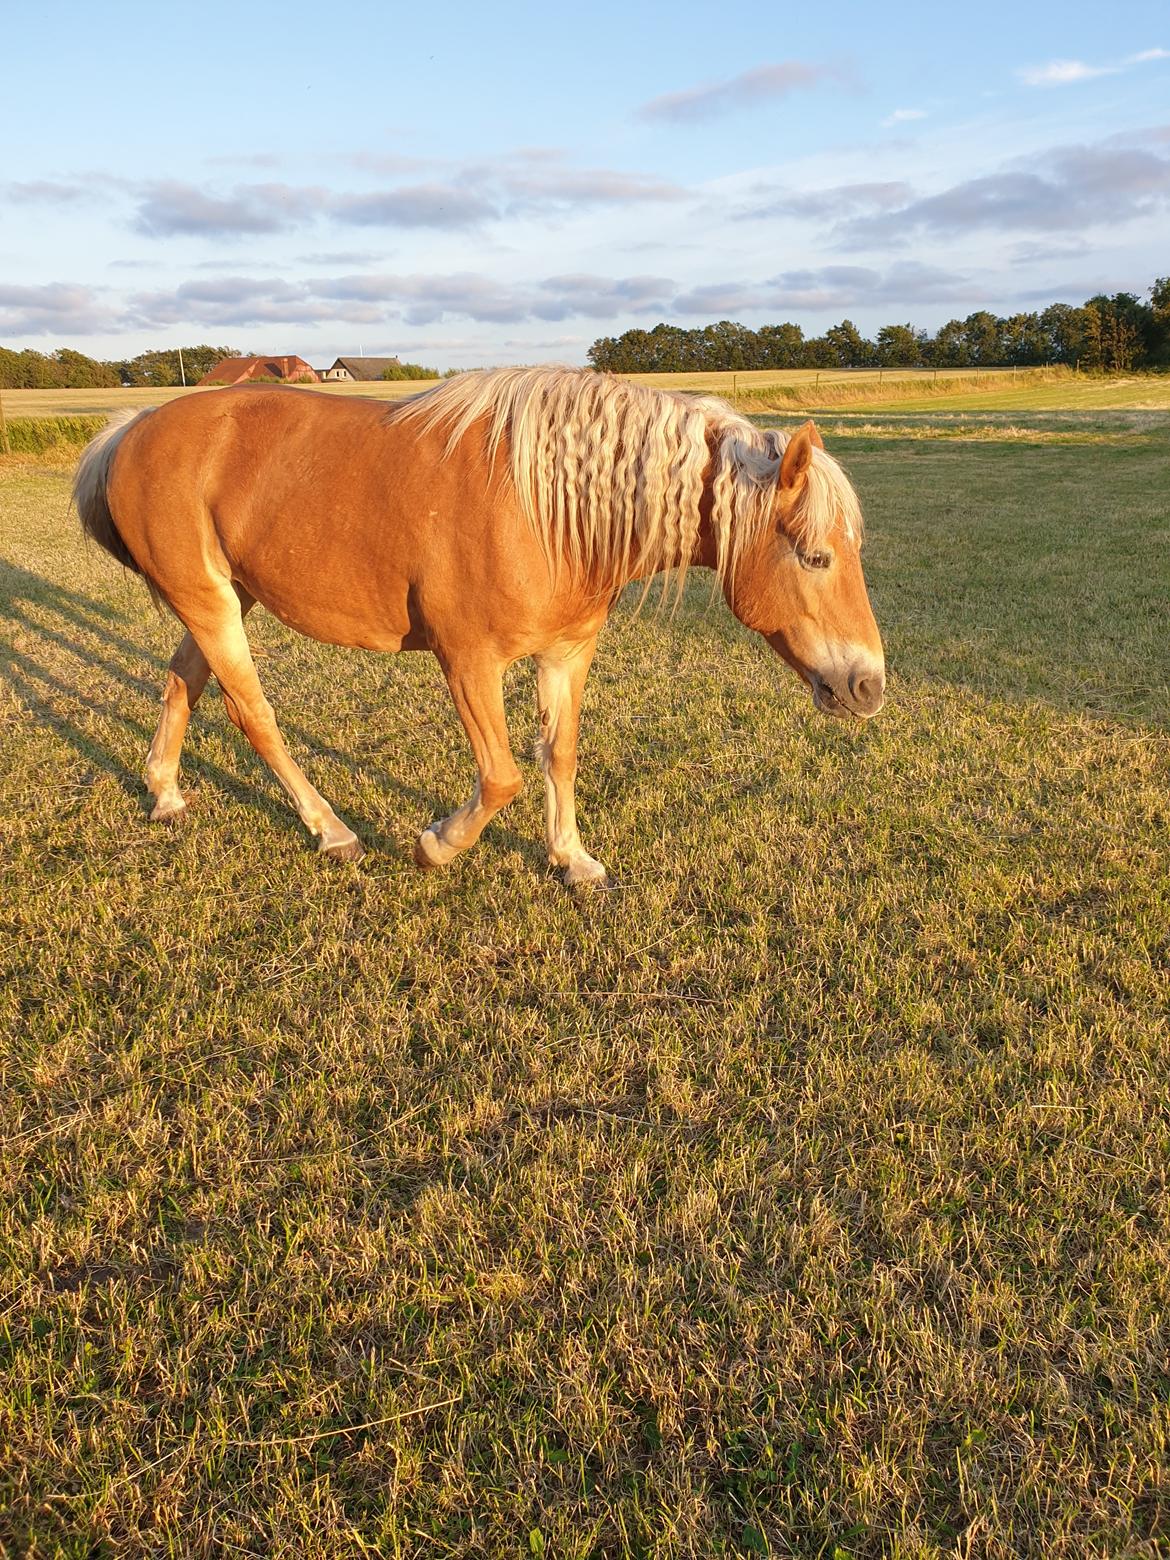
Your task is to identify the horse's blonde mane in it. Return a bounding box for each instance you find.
[393,366,861,596]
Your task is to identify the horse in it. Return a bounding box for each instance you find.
[73,367,885,886]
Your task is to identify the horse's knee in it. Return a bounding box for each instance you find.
[482,770,523,811]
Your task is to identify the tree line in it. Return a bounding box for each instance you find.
[587,280,1170,375]
[0,345,239,390]
[0,345,454,390]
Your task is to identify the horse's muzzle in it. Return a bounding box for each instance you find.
[811,665,885,719]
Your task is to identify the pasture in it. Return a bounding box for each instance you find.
[1,403,1168,1557]
[6,364,1170,426]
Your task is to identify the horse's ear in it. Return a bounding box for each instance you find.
[805,418,824,450]
[780,423,816,491]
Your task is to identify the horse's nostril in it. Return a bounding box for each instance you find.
[848,670,885,714]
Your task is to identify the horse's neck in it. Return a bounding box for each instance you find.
[613,461,721,589]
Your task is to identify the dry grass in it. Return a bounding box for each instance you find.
[622,367,1041,396]
[0,416,1168,1557]
[0,379,440,419]
[799,421,1137,445]
[623,366,1170,413]
[7,366,1169,425]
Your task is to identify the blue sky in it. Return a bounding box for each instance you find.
[3,0,1168,367]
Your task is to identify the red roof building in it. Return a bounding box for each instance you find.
[197,355,319,387]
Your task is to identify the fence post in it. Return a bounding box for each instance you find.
[0,387,8,456]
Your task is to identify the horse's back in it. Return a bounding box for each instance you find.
[104,386,600,659]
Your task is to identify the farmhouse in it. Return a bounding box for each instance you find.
[197,355,319,387]
[320,356,402,382]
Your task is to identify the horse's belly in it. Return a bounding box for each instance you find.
[234,550,416,653]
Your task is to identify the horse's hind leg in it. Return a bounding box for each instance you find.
[146,632,211,822]
[145,589,252,824]
[173,582,363,861]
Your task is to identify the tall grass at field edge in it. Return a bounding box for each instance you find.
[2,414,107,454]
[732,367,1077,412]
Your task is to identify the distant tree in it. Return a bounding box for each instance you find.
[999,313,1046,366]
[1038,304,1088,365]
[930,319,970,367]
[756,322,805,367]
[381,361,439,380]
[875,323,924,367]
[801,335,837,369]
[51,348,120,388]
[118,345,239,387]
[1078,294,1152,372]
[664,323,698,370]
[1080,303,1105,370]
[963,312,1005,366]
[705,320,755,370]
[1149,277,1170,364]
[823,319,873,368]
[587,335,619,371]
[1105,292,1154,369]
[0,346,118,388]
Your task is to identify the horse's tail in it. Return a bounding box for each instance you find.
[73,409,163,606]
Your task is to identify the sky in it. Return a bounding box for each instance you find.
[2,0,1168,369]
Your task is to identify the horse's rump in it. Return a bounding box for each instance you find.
[73,408,160,598]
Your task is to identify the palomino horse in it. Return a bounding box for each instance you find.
[74,368,884,884]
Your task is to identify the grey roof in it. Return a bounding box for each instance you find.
[329,356,402,379]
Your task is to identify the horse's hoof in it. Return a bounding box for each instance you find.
[413,828,451,870]
[321,836,364,864]
[150,802,187,827]
[563,856,611,890]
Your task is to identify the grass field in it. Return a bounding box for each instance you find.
[1,408,1168,1556]
[629,366,1170,414]
[0,378,441,420]
[5,365,1169,424]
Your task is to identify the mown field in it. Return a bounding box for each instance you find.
[0,406,1168,1557]
[6,364,1170,423]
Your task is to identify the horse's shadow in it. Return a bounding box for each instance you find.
[0,557,542,868]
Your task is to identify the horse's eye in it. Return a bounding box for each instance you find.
[801,550,832,571]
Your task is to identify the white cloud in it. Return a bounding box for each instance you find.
[1019,48,1168,87]
[881,108,927,128]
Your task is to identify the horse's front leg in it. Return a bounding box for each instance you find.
[414,653,523,869]
[535,638,609,888]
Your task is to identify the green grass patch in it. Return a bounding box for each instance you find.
[2,413,108,455]
[0,415,1168,1556]
[805,376,1170,414]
